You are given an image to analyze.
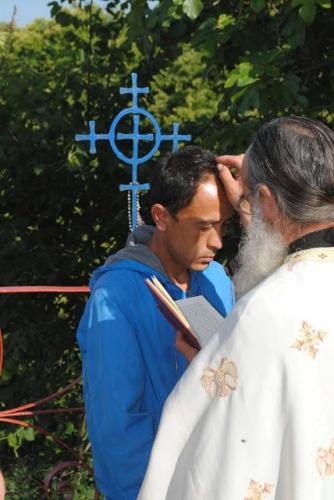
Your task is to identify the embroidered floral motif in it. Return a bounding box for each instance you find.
[291,321,328,359]
[318,252,328,259]
[317,438,334,478]
[201,357,238,399]
[244,479,274,500]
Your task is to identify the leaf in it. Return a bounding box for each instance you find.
[231,87,260,112]
[23,427,35,442]
[282,12,306,47]
[317,0,331,7]
[48,1,61,18]
[225,62,259,89]
[33,166,44,176]
[299,1,317,24]
[216,14,235,30]
[285,73,301,94]
[7,432,17,449]
[182,0,204,20]
[198,17,216,31]
[250,0,266,13]
[224,72,239,89]
[67,147,83,169]
[55,10,80,28]
[65,421,76,436]
[0,366,13,384]
[237,74,258,88]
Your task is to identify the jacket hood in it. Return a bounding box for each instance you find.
[89,225,168,288]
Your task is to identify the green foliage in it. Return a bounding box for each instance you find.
[1,0,333,495]
[182,0,204,20]
[6,427,35,458]
[250,0,266,13]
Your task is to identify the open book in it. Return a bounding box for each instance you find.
[145,276,225,349]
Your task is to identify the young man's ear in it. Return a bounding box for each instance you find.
[151,204,171,231]
[257,184,280,223]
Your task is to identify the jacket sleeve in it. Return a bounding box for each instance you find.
[78,286,154,500]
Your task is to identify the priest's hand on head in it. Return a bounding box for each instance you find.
[216,154,251,227]
[175,331,199,364]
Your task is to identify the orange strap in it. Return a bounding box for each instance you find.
[0,286,90,293]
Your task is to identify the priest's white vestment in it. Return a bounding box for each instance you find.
[139,248,334,500]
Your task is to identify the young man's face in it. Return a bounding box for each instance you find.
[164,173,234,271]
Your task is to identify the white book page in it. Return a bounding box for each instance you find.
[176,295,224,347]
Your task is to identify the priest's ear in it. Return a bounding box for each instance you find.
[257,184,281,224]
[151,204,171,231]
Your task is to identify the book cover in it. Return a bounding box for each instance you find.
[145,276,224,348]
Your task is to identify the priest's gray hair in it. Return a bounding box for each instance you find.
[246,116,334,225]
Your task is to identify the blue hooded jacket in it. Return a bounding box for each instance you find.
[77,226,235,499]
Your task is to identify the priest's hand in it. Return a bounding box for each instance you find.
[216,154,251,227]
[175,331,199,364]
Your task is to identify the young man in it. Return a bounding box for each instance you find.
[139,117,334,500]
[76,146,235,499]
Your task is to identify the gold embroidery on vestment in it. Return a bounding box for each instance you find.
[317,438,334,478]
[291,321,328,359]
[201,357,238,399]
[244,479,274,500]
[285,247,334,270]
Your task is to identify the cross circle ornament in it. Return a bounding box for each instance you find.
[75,73,191,230]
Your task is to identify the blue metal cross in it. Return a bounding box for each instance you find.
[75,120,108,154]
[120,73,149,108]
[161,122,192,152]
[117,114,154,182]
[75,73,192,231]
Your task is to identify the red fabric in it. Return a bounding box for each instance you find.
[0,286,90,293]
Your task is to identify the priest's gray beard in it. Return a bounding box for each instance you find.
[233,204,288,299]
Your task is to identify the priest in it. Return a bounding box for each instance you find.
[139,116,334,500]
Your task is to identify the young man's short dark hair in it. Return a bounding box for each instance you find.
[149,145,218,217]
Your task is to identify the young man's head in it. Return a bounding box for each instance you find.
[149,145,233,271]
